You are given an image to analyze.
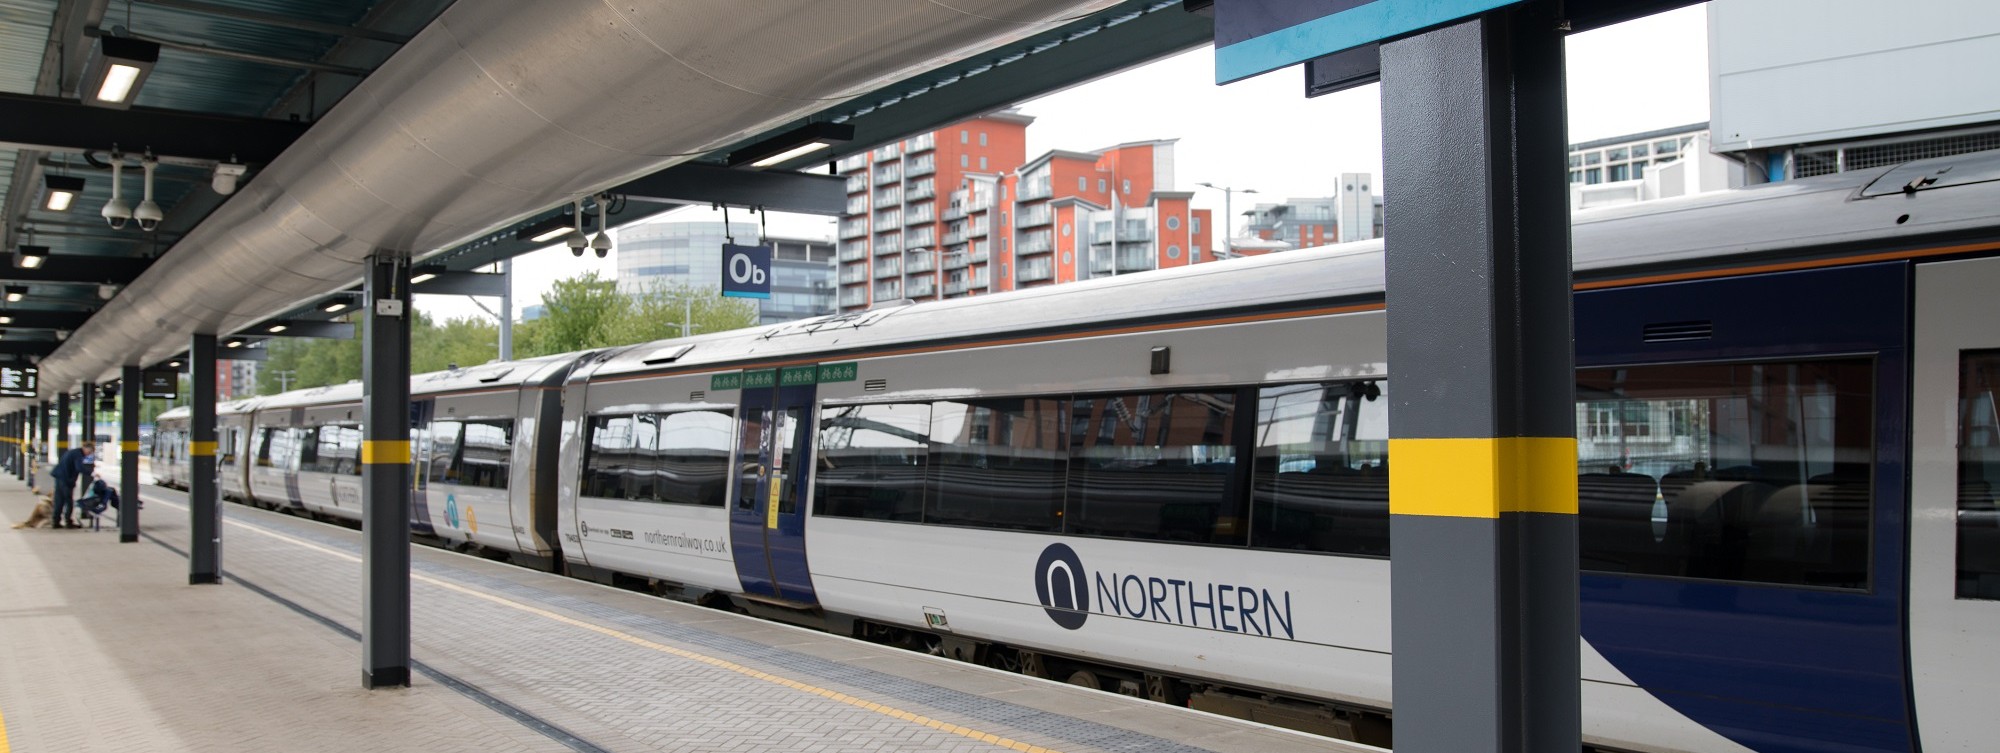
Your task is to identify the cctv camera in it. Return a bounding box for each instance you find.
[212,162,247,195]
[97,284,117,300]
[591,232,612,259]
[134,199,163,232]
[567,232,588,257]
[102,196,132,229]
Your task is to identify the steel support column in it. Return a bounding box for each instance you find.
[81,381,96,475]
[189,335,220,584]
[361,252,412,689]
[56,391,71,457]
[39,401,50,466]
[1381,4,1578,753]
[120,366,141,543]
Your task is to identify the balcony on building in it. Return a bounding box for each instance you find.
[942,223,967,246]
[875,186,901,206]
[846,175,868,194]
[874,257,902,278]
[839,219,868,239]
[906,227,935,248]
[839,240,868,262]
[1016,231,1053,256]
[875,235,901,255]
[943,250,970,270]
[872,143,901,161]
[968,240,989,263]
[874,280,901,300]
[905,154,936,178]
[839,263,869,284]
[1017,177,1052,201]
[1017,259,1053,283]
[845,196,868,215]
[906,276,936,298]
[967,218,990,237]
[839,287,868,308]
[905,250,935,274]
[1091,247,1155,275]
[905,202,934,226]
[1016,205,1052,228]
[904,132,935,153]
[875,165,901,183]
[905,179,934,202]
[837,153,869,173]
[874,208,901,227]
[1117,220,1153,242]
[943,275,969,295]
[941,202,966,221]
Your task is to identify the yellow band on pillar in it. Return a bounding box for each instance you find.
[189,441,218,457]
[1389,437,1578,518]
[362,441,411,465]
[122,441,140,452]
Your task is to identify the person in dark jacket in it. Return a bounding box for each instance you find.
[51,441,94,529]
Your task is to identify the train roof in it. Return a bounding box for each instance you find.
[583,149,2000,380]
[245,351,586,411]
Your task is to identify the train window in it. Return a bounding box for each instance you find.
[657,410,732,506]
[1575,359,1873,588]
[297,427,323,473]
[430,420,464,485]
[219,428,239,467]
[459,420,513,489]
[773,408,805,515]
[625,414,661,500]
[1067,392,1244,545]
[1250,381,1389,556]
[815,403,930,521]
[256,428,275,467]
[583,415,631,499]
[1957,351,2000,599]
[318,424,361,476]
[927,398,1067,532]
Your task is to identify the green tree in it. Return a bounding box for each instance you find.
[412,314,500,373]
[520,271,630,357]
[605,280,759,346]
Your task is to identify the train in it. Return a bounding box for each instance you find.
[148,148,2000,753]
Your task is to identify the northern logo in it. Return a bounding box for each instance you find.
[1034,543,1089,629]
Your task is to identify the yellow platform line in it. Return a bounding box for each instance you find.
[1,702,11,753]
[155,500,1060,753]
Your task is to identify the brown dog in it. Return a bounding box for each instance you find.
[11,493,53,529]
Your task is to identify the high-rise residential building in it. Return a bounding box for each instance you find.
[836,114,1213,312]
[837,110,1034,311]
[616,219,837,324]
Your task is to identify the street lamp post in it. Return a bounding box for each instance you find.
[1196,182,1259,259]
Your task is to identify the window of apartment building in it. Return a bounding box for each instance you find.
[961,155,969,168]
[1632,143,1650,158]
[1192,217,1202,234]
[1584,151,1602,165]
[1568,154,1582,168]
[1077,177,1085,192]
[1608,147,1629,161]
[1062,251,1071,265]
[1061,223,1071,237]
[1165,215,1180,231]
[960,130,969,144]
[1097,178,1105,193]
[1609,164,1629,182]
[980,157,987,170]
[1585,168,1602,185]
[979,132,988,146]
[1569,170,1583,184]
[1192,245,1202,261]
[1167,245,1181,259]
[1122,179,1131,195]
[1632,163,1646,180]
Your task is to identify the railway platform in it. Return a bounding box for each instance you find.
[0,478,1374,753]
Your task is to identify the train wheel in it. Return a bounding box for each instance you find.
[1066,670,1101,691]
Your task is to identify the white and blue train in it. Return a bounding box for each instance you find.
[151,149,2000,753]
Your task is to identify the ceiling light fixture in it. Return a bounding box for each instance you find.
[97,283,117,300]
[410,271,438,284]
[15,246,49,270]
[322,301,347,313]
[80,36,160,109]
[267,324,287,333]
[516,214,577,244]
[727,122,856,170]
[4,286,25,303]
[0,315,13,325]
[42,174,85,212]
[225,338,244,348]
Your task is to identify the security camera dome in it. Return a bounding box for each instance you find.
[134,199,163,231]
[102,196,132,229]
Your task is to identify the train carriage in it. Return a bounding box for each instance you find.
[211,147,2000,753]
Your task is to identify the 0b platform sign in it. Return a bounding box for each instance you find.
[721,243,772,299]
[0,365,36,397]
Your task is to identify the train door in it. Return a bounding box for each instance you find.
[1909,257,2000,751]
[1575,263,1914,753]
[728,370,819,604]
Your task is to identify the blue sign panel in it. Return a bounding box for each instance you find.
[720,243,772,299]
[1215,0,1522,83]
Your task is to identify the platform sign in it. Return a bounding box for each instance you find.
[141,369,179,399]
[721,243,772,299]
[1214,0,1523,83]
[0,365,35,397]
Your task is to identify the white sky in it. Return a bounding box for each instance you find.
[419,4,1709,323]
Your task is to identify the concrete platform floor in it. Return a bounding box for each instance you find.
[0,478,1376,753]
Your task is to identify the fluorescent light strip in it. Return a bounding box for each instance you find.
[530,227,574,243]
[750,140,832,168]
[46,191,75,212]
[98,64,141,103]
[410,272,438,284]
